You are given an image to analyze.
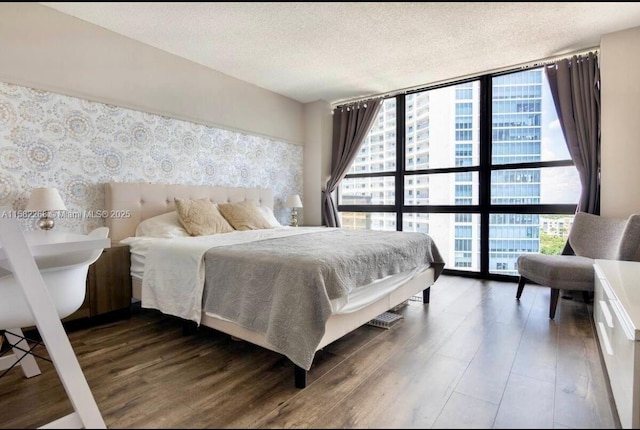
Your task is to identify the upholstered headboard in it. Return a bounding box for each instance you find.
[105,182,274,243]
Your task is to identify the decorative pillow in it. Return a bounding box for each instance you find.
[135,211,190,238]
[174,198,234,236]
[258,206,282,228]
[218,200,273,230]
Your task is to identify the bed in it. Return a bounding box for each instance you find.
[105,181,445,388]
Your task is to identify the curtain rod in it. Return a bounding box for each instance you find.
[331,46,599,108]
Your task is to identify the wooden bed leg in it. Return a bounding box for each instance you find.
[294,364,307,389]
[423,287,430,304]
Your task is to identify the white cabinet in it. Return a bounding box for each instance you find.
[594,259,640,429]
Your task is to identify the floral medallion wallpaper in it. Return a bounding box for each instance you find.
[0,81,303,233]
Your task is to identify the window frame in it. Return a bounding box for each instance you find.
[337,68,579,280]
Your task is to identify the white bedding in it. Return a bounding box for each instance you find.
[122,226,430,323]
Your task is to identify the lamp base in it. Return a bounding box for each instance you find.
[290,209,299,227]
[37,215,55,230]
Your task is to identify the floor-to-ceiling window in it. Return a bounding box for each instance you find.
[338,67,580,279]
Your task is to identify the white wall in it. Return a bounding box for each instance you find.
[601,25,640,218]
[303,101,333,225]
[0,3,304,145]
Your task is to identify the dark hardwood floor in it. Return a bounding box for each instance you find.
[0,275,620,429]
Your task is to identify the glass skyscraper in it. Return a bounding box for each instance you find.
[489,71,542,274]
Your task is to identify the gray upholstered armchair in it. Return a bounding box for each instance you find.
[516,212,640,319]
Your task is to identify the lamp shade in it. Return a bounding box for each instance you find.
[287,194,303,208]
[26,187,67,211]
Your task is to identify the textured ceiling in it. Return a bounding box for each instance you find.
[40,2,640,104]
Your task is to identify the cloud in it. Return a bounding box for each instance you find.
[541,167,580,203]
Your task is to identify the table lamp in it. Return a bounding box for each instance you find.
[26,187,67,230]
[286,194,303,227]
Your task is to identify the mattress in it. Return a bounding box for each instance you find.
[125,227,431,314]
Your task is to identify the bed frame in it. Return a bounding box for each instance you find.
[105,181,435,388]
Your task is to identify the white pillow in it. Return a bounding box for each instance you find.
[135,211,190,238]
[258,206,282,228]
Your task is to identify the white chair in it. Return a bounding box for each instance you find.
[0,221,108,428]
[0,227,109,330]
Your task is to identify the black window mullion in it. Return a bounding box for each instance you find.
[488,204,577,214]
[490,159,574,171]
[479,75,492,276]
[343,171,396,180]
[405,165,481,176]
[337,205,396,213]
[404,205,481,214]
[396,95,405,231]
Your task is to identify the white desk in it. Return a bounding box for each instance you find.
[0,222,108,429]
[0,230,110,264]
[594,259,640,429]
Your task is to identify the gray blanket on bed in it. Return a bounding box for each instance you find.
[201,228,445,370]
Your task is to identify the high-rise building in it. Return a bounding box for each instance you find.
[489,71,543,274]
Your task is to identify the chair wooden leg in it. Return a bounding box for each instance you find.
[516,276,526,299]
[550,288,560,319]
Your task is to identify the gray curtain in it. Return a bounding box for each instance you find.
[545,52,601,215]
[322,100,382,227]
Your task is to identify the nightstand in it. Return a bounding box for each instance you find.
[65,243,132,321]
